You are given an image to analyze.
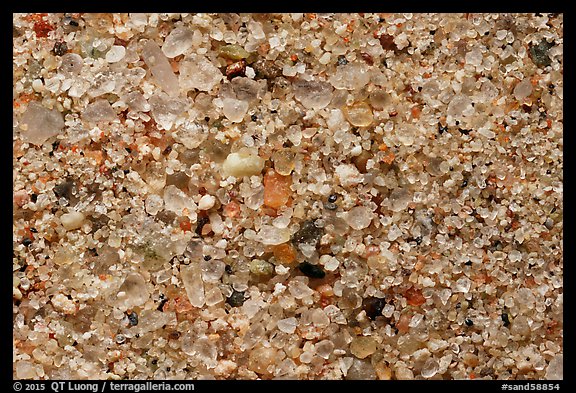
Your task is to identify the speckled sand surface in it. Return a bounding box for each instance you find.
[13,13,562,380]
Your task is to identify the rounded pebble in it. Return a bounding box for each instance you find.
[60,211,85,230]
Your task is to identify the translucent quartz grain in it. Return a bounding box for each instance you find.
[288,280,314,299]
[545,355,563,380]
[311,308,330,327]
[145,194,164,215]
[316,340,335,359]
[230,77,265,103]
[344,206,373,230]
[222,98,249,122]
[299,351,314,364]
[272,149,296,176]
[447,94,475,119]
[15,361,38,379]
[244,186,264,210]
[478,128,496,139]
[143,162,167,193]
[173,121,207,149]
[179,55,223,93]
[163,185,197,219]
[59,53,84,75]
[82,99,117,122]
[19,102,64,146]
[117,272,149,309]
[510,315,531,337]
[387,224,402,241]
[204,287,224,306]
[255,225,291,245]
[105,45,126,63]
[293,79,333,109]
[421,358,439,378]
[369,90,391,110]
[388,188,412,212]
[350,336,377,359]
[124,91,150,112]
[51,293,76,314]
[395,366,415,380]
[277,317,298,334]
[181,264,205,308]
[181,332,196,356]
[514,78,533,101]
[465,47,483,66]
[335,164,363,187]
[322,256,340,271]
[329,62,370,90]
[286,125,302,146]
[248,347,279,374]
[454,277,472,293]
[346,358,377,380]
[191,337,218,369]
[149,93,188,130]
[162,26,194,58]
[343,102,373,127]
[200,259,226,283]
[242,323,265,350]
[142,40,180,97]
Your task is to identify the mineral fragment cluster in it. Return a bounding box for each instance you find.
[13,13,563,380]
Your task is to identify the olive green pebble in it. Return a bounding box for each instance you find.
[219,44,250,60]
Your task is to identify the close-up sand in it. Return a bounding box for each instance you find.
[13,13,563,380]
